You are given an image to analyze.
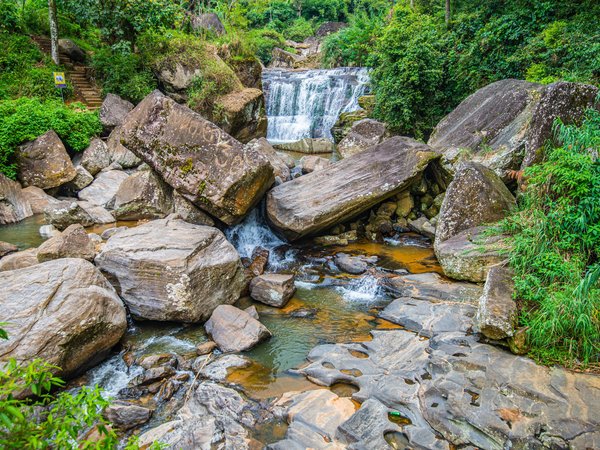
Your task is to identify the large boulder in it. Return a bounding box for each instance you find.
[191,13,226,35]
[215,88,267,143]
[80,138,111,176]
[99,94,134,134]
[477,265,517,340]
[113,170,173,220]
[78,169,129,207]
[0,173,32,224]
[119,90,274,225]
[0,258,127,377]
[44,199,113,230]
[267,136,440,240]
[105,127,142,169]
[337,118,388,158]
[435,162,515,245]
[204,305,271,352]
[37,224,96,262]
[21,186,59,214]
[245,138,291,184]
[58,38,86,63]
[16,130,76,189]
[95,217,246,322]
[428,79,598,180]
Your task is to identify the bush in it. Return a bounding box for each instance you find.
[499,110,600,367]
[284,17,314,42]
[245,28,286,65]
[322,12,382,67]
[301,0,347,22]
[92,42,156,103]
[0,97,101,179]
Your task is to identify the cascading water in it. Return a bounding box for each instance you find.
[263,67,370,143]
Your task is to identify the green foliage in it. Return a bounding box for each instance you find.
[301,0,347,22]
[322,12,381,67]
[0,0,22,32]
[0,97,101,178]
[91,42,156,103]
[499,110,600,367]
[284,17,314,42]
[369,7,446,139]
[244,28,286,65]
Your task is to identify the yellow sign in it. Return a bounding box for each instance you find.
[53,72,66,88]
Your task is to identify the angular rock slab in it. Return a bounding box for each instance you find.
[21,185,59,214]
[249,273,295,307]
[477,264,517,340]
[382,272,482,304]
[205,305,272,352]
[80,138,111,176]
[0,258,127,377]
[119,90,274,225]
[99,93,134,133]
[37,223,96,262]
[0,173,32,224]
[78,169,129,207]
[95,217,245,322]
[113,170,173,220]
[267,137,440,240]
[300,298,600,450]
[16,130,76,189]
[338,118,388,159]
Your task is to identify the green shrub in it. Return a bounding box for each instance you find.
[0,0,22,32]
[244,28,286,65]
[284,17,314,42]
[301,0,347,22]
[322,12,382,67]
[0,97,101,178]
[499,110,600,367]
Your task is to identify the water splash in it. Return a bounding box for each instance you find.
[336,275,383,302]
[263,67,370,143]
[86,355,143,399]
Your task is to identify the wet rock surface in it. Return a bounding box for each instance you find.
[0,173,33,224]
[382,272,482,304]
[95,217,245,322]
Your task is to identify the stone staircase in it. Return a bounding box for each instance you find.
[31,35,103,109]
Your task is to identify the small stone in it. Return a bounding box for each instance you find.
[100,226,128,240]
[37,224,96,262]
[334,253,368,275]
[249,273,296,307]
[205,305,272,352]
[137,353,178,370]
[196,341,217,356]
[104,403,152,431]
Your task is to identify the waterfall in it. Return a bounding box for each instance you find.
[263,67,370,143]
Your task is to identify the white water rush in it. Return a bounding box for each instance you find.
[263,67,370,143]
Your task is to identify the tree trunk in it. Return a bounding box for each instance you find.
[48,0,59,65]
[445,0,451,27]
[410,0,414,8]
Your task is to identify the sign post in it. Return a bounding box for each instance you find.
[53,72,66,103]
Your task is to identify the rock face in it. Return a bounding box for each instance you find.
[191,13,226,35]
[205,305,272,352]
[58,38,86,62]
[338,119,388,158]
[267,137,440,240]
[245,138,291,184]
[95,217,245,322]
[113,170,173,220]
[300,155,331,174]
[215,88,267,143]
[434,162,514,282]
[269,48,303,69]
[249,273,296,307]
[0,258,127,378]
[81,138,111,176]
[435,162,515,245]
[0,173,33,224]
[300,296,600,450]
[0,241,18,259]
[477,265,517,340]
[99,93,134,133]
[68,165,94,191]
[45,199,114,230]
[78,169,129,207]
[119,90,274,225]
[172,191,215,226]
[37,224,96,262]
[21,186,59,214]
[382,272,483,304]
[106,126,142,169]
[428,79,598,180]
[0,248,39,272]
[16,130,76,189]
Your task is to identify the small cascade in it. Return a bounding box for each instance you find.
[336,274,383,302]
[263,67,370,143]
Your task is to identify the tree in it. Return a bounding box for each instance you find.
[445,0,450,27]
[48,0,59,65]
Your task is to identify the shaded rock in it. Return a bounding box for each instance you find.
[338,119,388,158]
[21,186,59,214]
[408,216,436,240]
[106,126,142,169]
[172,191,215,226]
[269,48,303,69]
[395,190,414,218]
[216,88,267,143]
[68,165,94,191]
[334,253,369,274]
[196,341,218,356]
[246,138,291,183]
[0,258,127,377]
[113,170,173,220]
[267,137,440,240]
[58,38,85,63]
[435,162,515,245]
[0,173,33,224]
[315,22,348,37]
[300,155,331,174]
[205,305,272,352]
[134,366,176,386]
[37,223,95,262]
[250,273,296,307]
[95,217,245,322]
[435,226,508,283]
[314,230,358,246]
[336,398,397,450]
[78,170,129,207]
[99,93,134,133]
[0,248,38,271]
[270,389,355,450]
[16,130,76,189]
[332,109,368,143]
[137,353,178,370]
[191,13,226,35]
[382,272,482,304]
[0,241,18,258]
[81,138,111,176]
[44,200,95,230]
[104,403,152,431]
[229,56,262,89]
[477,265,517,340]
[119,90,274,225]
